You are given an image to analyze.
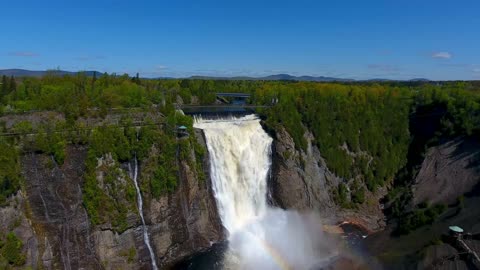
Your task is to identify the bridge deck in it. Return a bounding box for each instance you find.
[179,105,269,108]
[216,93,251,98]
[179,104,269,115]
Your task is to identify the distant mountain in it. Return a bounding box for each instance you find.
[263,74,355,82]
[189,73,354,82]
[364,77,431,82]
[189,74,437,82]
[0,69,101,77]
[365,78,396,82]
[0,69,431,82]
[409,78,431,82]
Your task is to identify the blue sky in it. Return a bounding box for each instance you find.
[1,0,479,80]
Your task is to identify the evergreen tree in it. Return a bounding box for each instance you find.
[92,71,97,92]
[1,75,8,97]
[9,76,16,93]
[131,72,140,84]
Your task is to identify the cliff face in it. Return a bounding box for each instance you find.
[0,193,38,268]
[21,147,102,269]
[413,136,480,205]
[269,126,480,232]
[269,126,387,231]
[363,136,480,269]
[1,129,223,269]
[92,131,223,269]
[5,116,478,269]
[144,129,224,268]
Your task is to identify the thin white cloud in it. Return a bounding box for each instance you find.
[432,52,452,59]
[473,68,480,73]
[8,51,39,57]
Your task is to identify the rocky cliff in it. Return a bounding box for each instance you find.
[363,136,480,269]
[268,125,387,232]
[0,129,224,269]
[413,136,480,205]
[3,114,478,269]
[144,130,224,268]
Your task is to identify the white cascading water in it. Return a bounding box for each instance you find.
[195,115,335,270]
[131,154,158,270]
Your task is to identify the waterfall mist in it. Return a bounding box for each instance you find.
[194,115,337,270]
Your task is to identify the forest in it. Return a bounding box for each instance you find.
[0,72,479,238]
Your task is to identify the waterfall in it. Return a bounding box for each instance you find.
[195,115,335,270]
[195,115,272,233]
[131,154,158,270]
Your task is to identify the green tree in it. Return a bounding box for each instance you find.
[0,75,7,99]
[1,232,26,266]
[9,76,16,93]
[0,140,21,205]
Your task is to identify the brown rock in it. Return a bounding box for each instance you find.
[269,126,386,231]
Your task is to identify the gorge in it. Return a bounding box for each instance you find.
[0,78,479,270]
[3,1,480,268]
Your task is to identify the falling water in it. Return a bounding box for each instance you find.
[195,115,336,270]
[131,154,158,270]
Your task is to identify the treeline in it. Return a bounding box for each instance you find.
[0,73,262,121]
[0,73,479,227]
[1,75,17,100]
[0,72,170,123]
[413,83,480,137]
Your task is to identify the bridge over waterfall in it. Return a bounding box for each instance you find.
[177,92,273,115]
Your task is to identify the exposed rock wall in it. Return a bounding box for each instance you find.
[8,129,223,269]
[269,126,387,231]
[22,146,102,270]
[413,136,480,205]
[145,129,224,268]
[0,192,38,268]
